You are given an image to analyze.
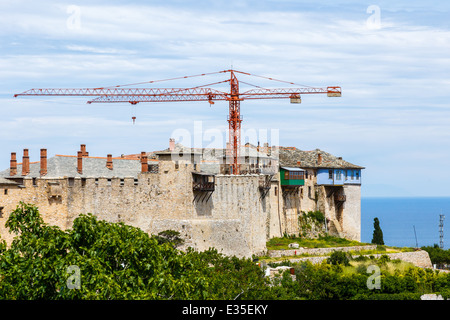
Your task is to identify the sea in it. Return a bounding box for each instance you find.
[361,197,450,249]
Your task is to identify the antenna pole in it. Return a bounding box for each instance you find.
[413,225,418,248]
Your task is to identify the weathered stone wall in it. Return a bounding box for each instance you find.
[272,249,433,269]
[340,185,361,241]
[0,178,70,243]
[268,245,378,258]
[0,161,363,257]
[0,162,270,258]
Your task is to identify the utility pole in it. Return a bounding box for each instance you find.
[439,213,445,249]
[413,225,418,248]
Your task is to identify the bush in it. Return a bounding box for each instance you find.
[327,251,350,266]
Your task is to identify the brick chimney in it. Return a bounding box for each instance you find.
[22,149,30,176]
[10,152,17,176]
[169,138,175,152]
[40,148,47,176]
[77,151,83,174]
[317,153,322,166]
[80,144,88,157]
[106,154,113,170]
[141,151,148,173]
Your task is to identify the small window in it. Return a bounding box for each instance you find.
[4,189,7,195]
[175,161,179,170]
[328,170,333,180]
[81,178,86,187]
[68,178,75,187]
[134,179,139,186]
[274,187,278,196]
[120,179,124,186]
[95,178,99,185]
[308,186,311,197]
[356,171,360,180]
[0,206,3,218]
[107,179,112,186]
[33,178,37,187]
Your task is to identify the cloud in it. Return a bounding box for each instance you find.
[1,1,450,196]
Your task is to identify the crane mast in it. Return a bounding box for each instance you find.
[14,69,341,175]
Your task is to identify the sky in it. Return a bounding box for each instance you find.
[0,0,449,197]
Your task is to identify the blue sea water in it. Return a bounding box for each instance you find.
[361,197,450,249]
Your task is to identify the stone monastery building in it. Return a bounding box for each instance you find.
[0,140,364,257]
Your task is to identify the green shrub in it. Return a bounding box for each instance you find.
[327,251,350,266]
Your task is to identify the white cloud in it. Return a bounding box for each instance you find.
[1,1,450,196]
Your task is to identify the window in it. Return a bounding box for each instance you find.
[308,186,311,198]
[356,171,360,180]
[4,189,7,195]
[336,170,342,180]
[350,170,354,180]
[328,170,333,180]
[68,178,75,187]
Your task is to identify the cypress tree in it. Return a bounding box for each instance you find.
[371,217,384,245]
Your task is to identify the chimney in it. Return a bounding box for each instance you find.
[40,148,47,176]
[141,151,148,173]
[22,149,30,176]
[297,161,301,167]
[317,153,323,166]
[77,151,83,174]
[80,144,88,157]
[169,138,175,152]
[106,154,113,170]
[10,152,17,176]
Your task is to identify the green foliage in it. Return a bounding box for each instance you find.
[151,230,185,248]
[0,203,276,300]
[327,251,351,266]
[422,244,450,266]
[1,203,450,300]
[371,217,384,245]
[267,234,364,250]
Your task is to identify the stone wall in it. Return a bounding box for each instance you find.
[270,249,433,269]
[268,245,377,258]
[0,160,363,257]
[0,161,270,258]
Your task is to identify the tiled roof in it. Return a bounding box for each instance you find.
[0,155,141,179]
[278,147,364,169]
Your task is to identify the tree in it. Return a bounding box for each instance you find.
[371,217,384,245]
[0,202,277,300]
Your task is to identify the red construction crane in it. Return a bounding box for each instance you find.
[14,69,341,174]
